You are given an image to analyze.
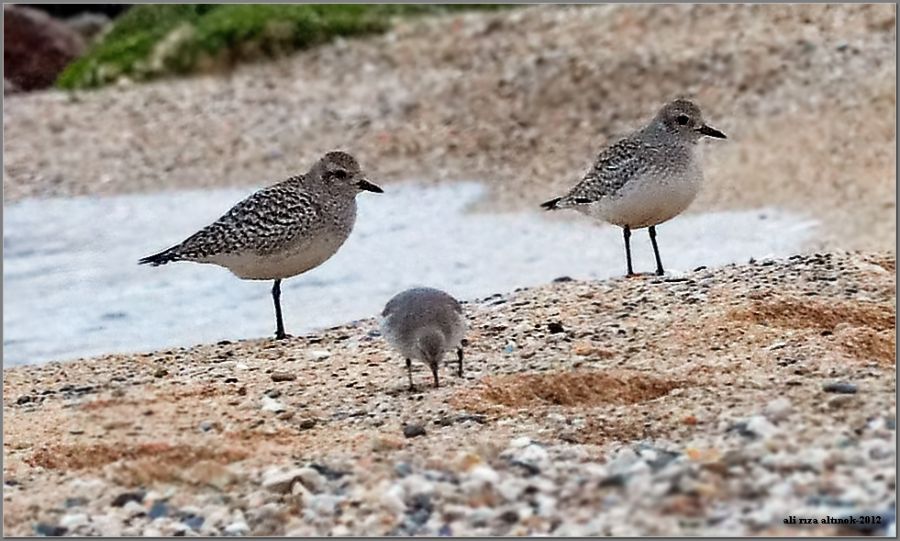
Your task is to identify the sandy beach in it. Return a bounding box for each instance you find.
[3,252,897,535]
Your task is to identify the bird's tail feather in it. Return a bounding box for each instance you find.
[138,246,181,266]
[540,197,563,211]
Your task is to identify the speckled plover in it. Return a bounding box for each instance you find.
[139,151,382,339]
[541,99,726,276]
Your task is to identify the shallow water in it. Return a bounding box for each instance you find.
[3,182,817,366]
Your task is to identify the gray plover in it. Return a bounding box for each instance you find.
[139,151,382,340]
[380,287,467,390]
[541,99,726,276]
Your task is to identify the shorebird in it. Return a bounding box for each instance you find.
[541,99,726,276]
[139,151,382,339]
[380,287,467,390]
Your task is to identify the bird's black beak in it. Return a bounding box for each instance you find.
[357,179,383,193]
[697,124,727,139]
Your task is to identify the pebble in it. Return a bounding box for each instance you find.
[744,415,778,439]
[298,418,317,430]
[111,491,144,507]
[823,382,858,394]
[293,467,327,493]
[403,424,427,438]
[763,397,792,421]
[467,465,500,486]
[379,483,406,513]
[547,322,565,333]
[271,371,296,382]
[261,468,308,494]
[307,350,331,361]
[59,513,89,529]
[34,523,67,536]
[223,520,249,535]
[828,395,855,409]
[65,497,89,508]
[148,501,169,519]
[123,500,146,515]
[260,395,287,413]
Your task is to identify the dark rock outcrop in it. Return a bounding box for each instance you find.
[4,5,86,91]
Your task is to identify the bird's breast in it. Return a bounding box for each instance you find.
[581,158,703,229]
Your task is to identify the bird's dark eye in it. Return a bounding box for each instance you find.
[675,114,690,126]
[329,170,349,181]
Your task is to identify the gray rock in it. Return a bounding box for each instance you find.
[223,520,249,536]
[403,424,427,438]
[823,382,857,394]
[261,467,308,494]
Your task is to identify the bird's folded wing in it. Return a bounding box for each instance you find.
[563,138,654,204]
[175,183,321,259]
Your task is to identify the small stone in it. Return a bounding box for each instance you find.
[309,463,346,481]
[298,418,317,430]
[111,491,144,507]
[153,368,168,378]
[148,501,169,519]
[763,397,792,421]
[823,382,857,394]
[65,497,88,508]
[261,468,306,494]
[59,513,89,529]
[16,395,33,405]
[261,395,286,413]
[182,514,205,531]
[293,467,327,493]
[198,420,215,432]
[468,464,500,485]
[271,371,296,382]
[123,500,146,515]
[223,521,249,535]
[828,395,855,409]
[547,322,565,334]
[34,523,67,536]
[307,350,331,361]
[508,436,532,449]
[403,424,427,438]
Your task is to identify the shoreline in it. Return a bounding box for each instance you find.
[3,251,896,535]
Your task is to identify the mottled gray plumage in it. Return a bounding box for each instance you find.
[541,99,726,276]
[140,150,382,339]
[380,287,467,389]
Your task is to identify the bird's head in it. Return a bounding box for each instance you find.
[415,327,447,373]
[314,151,383,195]
[655,99,727,142]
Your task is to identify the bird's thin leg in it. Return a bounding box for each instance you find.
[457,347,464,378]
[272,279,287,340]
[431,365,440,388]
[623,226,635,276]
[406,358,415,391]
[649,226,664,276]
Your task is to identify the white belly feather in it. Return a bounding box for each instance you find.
[212,232,350,280]
[579,159,702,229]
